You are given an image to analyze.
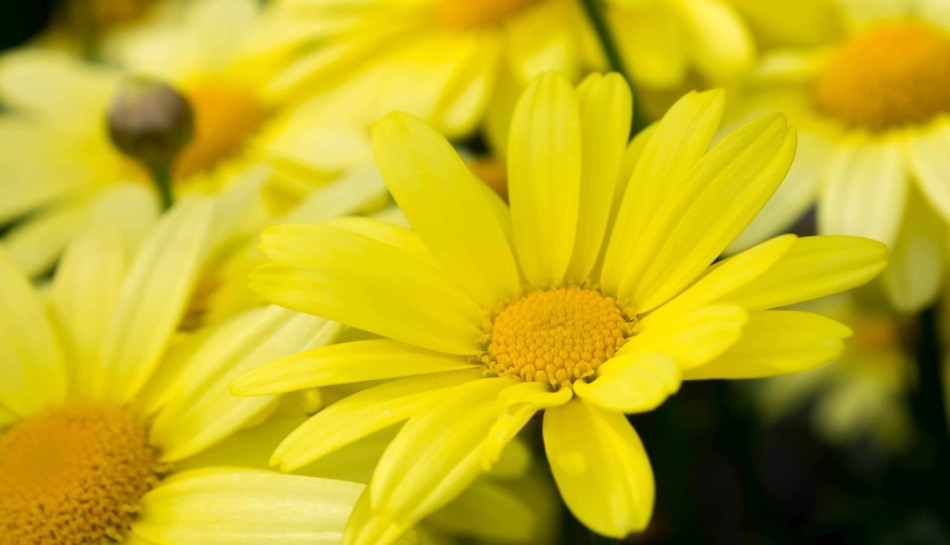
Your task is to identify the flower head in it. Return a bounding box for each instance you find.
[236,72,886,540]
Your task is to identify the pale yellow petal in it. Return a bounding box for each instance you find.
[908,115,950,222]
[679,0,755,83]
[231,339,478,396]
[98,198,217,404]
[683,311,851,380]
[883,188,946,313]
[641,235,796,327]
[425,478,537,543]
[575,353,680,413]
[372,111,519,307]
[608,2,688,88]
[620,305,748,369]
[508,71,581,286]
[565,73,633,282]
[252,223,484,355]
[719,235,888,311]
[4,199,88,277]
[818,140,906,249]
[435,33,501,137]
[134,468,364,544]
[618,113,796,312]
[0,248,66,416]
[348,379,517,545]
[506,1,580,83]
[543,398,654,537]
[52,226,129,400]
[151,306,343,462]
[274,165,387,225]
[271,369,483,472]
[483,382,572,470]
[601,89,725,294]
[86,183,161,251]
[0,49,117,115]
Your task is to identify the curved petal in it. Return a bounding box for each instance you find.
[642,234,796,327]
[133,469,365,545]
[507,71,581,286]
[575,353,681,413]
[52,226,129,400]
[908,121,950,222]
[231,340,478,396]
[347,378,517,545]
[621,305,748,369]
[483,382,572,470]
[683,310,851,380]
[818,139,906,249]
[252,223,484,355]
[0,248,66,416]
[719,235,887,311]
[883,188,946,313]
[601,89,725,295]
[565,73,633,282]
[618,113,797,312]
[608,2,687,88]
[151,306,343,462]
[271,369,483,472]
[98,198,217,404]
[506,0,580,83]
[4,199,89,277]
[543,398,654,538]
[372,111,520,307]
[679,0,755,83]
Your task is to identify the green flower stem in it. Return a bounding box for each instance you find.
[150,165,174,211]
[578,0,647,134]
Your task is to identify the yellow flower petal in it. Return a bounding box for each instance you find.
[641,234,797,327]
[883,188,946,312]
[543,398,654,537]
[566,73,633,282]
[608,2,687,88]
[0,49,117,115]
[151,306,343,462]
[134,468,366,545]
[425,477,537,543]
[819,140,907,249]
[601,89,725,295]
[683,311,851,380]
[908,121,950,223]
[507,0,580,83]
[4,198,87,277]
[352,379,517,545]
[0,248,65,416]
[508,71,581,286]
[620,305,748,369]
[618,113,797,312]
[372,111,520,307]
[252,223,484,355]
[98,198,217,404]
[231,339,478,396]
[719,235,888,311]
[727,133,829,253]
[483,382,572,470]
[435,33,501,137]
[275,165,388,225]
[678,0,755,83]
[575,353,681,413]
[52,226,129,400]
[271,369,483,472]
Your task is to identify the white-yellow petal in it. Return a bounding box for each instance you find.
[0,248,65,416]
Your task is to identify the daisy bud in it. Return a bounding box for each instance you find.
[107,77,194,174]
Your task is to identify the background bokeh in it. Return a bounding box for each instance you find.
[3,1,949,544]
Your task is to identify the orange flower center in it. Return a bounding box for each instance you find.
[174,83,270,180]
[436,0,540,28]
[484,286,629,387]
[813,22,950,130]
[0,404,161,544]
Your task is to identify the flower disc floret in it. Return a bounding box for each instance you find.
[0,404,161,544]
[484,286,629,387]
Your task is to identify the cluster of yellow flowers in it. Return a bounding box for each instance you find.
[0,0,947,542]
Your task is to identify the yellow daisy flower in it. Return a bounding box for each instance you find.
[756,293,916,452]
[728,0,950,312]
[233,72,886,540]
[249,0,754,148]
[0,0,375,277]
[0,199,384,544]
